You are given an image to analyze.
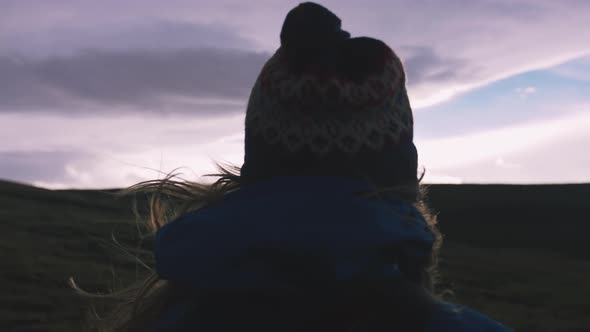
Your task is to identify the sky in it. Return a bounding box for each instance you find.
[1,0,589,188]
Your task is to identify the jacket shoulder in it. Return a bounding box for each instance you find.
[426,302,514,332]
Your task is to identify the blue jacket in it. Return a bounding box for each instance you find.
[155,176,513,331]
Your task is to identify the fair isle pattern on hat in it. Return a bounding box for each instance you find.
[245,47,414,156]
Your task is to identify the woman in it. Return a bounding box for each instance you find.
[90,3,514,331]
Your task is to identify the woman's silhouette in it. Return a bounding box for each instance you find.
[89,3,513,331]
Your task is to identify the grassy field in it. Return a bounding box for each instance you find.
[1,180,589,331]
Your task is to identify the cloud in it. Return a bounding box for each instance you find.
[3,104,589,188]
[422,173,464,184]
[397,46,479,108]
[0,43,475,114]
[402,46,468,84]
[549,56,590,82]
[436,129,590,184]
[0,49,269,114]
[417,107,590,169]
[0,112,245,188]
[495,157,522,169]
[0,150,92,185]
[514,86,537,99]
[0,149,168,189]
[0,20,257,57]
[0,44,475,114]
[417,106,590,183]
[2,0,589,109]
[0,112,244,152]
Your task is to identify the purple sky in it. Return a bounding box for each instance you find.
[1,0,589,188]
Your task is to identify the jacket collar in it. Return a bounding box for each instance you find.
[155,176,434,292]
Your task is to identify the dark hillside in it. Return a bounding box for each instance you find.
[0,180,589,332]
[426,184,590,259]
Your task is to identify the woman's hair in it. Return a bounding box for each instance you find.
[73,165,445,332]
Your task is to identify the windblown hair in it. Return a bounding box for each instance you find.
[73,165,445,332]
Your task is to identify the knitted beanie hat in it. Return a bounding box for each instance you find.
[241,2,417,187]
